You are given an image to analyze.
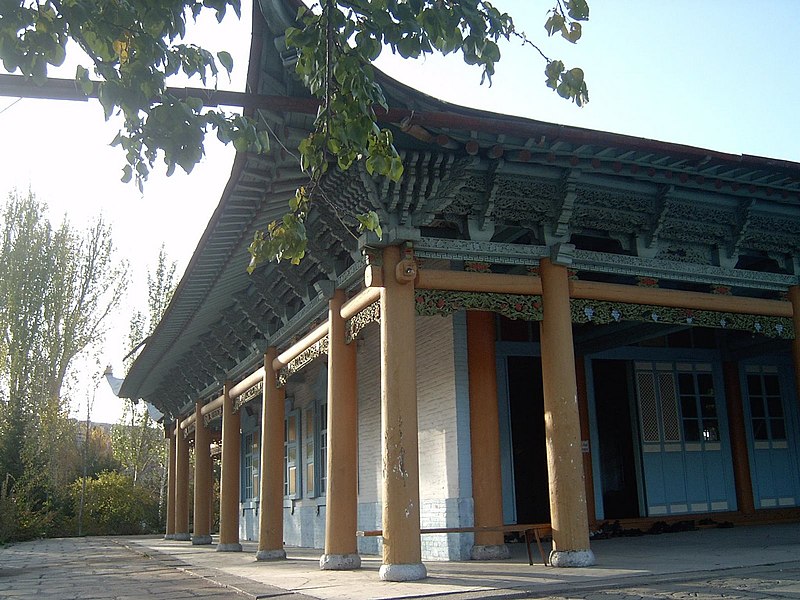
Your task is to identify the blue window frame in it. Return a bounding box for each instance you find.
[319,401,328,495]
[284,407,299,498]
[303,407,316,498]
[242,431,259,500]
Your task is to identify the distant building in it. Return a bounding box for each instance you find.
[120,0,800,581]
[73,420,113,446]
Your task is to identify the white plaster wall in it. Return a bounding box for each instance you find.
[416,315,459,501]
[357,323,383,507]
[356,313,474,560]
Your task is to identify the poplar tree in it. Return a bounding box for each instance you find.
[112,246,176,521]
[0,191,127,516]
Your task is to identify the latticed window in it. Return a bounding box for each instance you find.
[303,408,315,497]
[242,432,259,500]
[636,370,661,442]
[636,362,720,444]
[284,410,299,498]
[747,367,786,442]
[319,401,328,495]
[678,371,718,442]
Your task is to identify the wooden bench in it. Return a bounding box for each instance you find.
[357,523,552,566]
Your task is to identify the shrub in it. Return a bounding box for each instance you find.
[72,471,159,535]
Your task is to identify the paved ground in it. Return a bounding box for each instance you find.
[1,523,799,599]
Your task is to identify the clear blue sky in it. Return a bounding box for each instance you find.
[0,1,797,421]
[378,1,800,163]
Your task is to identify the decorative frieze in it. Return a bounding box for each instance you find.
[570,298,793,339]
[414,289,794,339]
[278,335,329,386]
[637,276,659,288]
[346,300,380,343]
[415,237,549,266]
[234,379,263,412]
[203,406,222,426]
[414,289,544,321]
[464,261,491,273]
[414,237,796,291]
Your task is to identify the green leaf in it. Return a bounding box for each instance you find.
[544,13,565,37]
[217,50,233,73]
[356,211,382,239]
[185,96,204,111]
[75,65,94,96]
[562,22,582,43]
[232,135,248,152]
[566,0,590,20]
[389,157,404,182]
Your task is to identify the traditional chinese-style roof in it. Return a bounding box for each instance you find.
[120,0,800,419]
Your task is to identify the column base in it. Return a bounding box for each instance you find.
[256,548,287,561]
[216,542,243,552]
[549,548,595,567]
[379,562,427,581]
[191,534,213,545]
[471,544,511,560]
[320,553,361,570]
[174,532,191,541]
[163,534,176,540]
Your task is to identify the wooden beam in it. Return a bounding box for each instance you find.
[414,268,790,317]
[570,280,791,318]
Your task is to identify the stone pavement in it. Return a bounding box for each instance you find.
[1,523,799,599]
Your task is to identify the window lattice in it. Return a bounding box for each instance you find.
[637,371,660,442]
[659,372,682,442]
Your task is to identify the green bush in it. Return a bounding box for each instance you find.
[71,471,159,535]
[0,480,61,544]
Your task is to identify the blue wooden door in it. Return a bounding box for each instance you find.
[634,361,736,516]
[742,364,800,509]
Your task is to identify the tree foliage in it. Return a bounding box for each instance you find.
[71,471,160,535]
[0,190,127,539]
[113,245,176,523]
[1,0,589,269]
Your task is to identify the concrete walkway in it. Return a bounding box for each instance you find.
[1,523,799,599]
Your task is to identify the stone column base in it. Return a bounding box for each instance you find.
[256,548,287,561]
[216,542,243,552]
[379,562,427,581]
[319,553,361,570]
[174,532,191,541]
[163,534,176,540]
[191,534,213,545]
[471,544,511,560]
[549,548,595,567]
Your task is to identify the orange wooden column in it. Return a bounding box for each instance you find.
[257,349,286,560]
[217,381,242,552]
[723,361,755,515]
[379,245,426,581]
[175,424,191,540]
[321,290,361,569]
[193,401,213,544]
[539,257,594,567]
[164,425,177,539]
[466,310,509,559]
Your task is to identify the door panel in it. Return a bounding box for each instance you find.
[634,361,736,516]
[743,365,800,508]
